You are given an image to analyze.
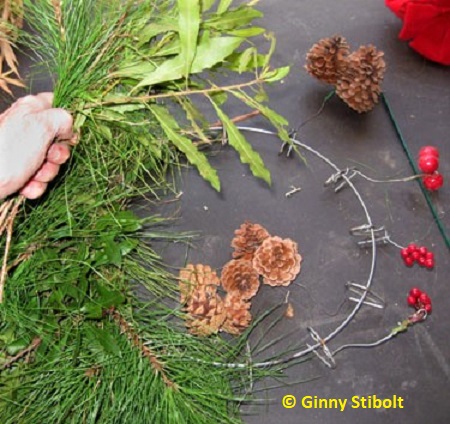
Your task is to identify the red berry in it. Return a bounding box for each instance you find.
[407,295,417,306]
[426,251,434,260]
[425,259,434,269]
[400,248,409,259]
[419,292,431,305]
[411,250,421,262]
[424,303,432,314]
[418,155,439,174]
[418,246,428,256]
[409,287,422,299]
[404,256,415,267]
[423,173,444,191]
[419,146,440,159]
[418,256,426,267]
[407,243,418,254]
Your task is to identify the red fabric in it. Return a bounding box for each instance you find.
[386,0,450,65]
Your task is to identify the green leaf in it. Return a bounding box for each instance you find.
[210,99,271,185]
[119,238,139,256]
[151,105,220,191]
[6,337,30,356]
[95,284,126,308]
[96,210,142,233]
[227,27,265,37]
[201,0,216,12]
[262,65,291,83]
[80,303,104,319]
[177,97,211,145]
[138,21,177,46]
[237,47,257,73]
[217,0,234,14]
[102,236,123,267]
[204,7,263,31]
[134,36,244,88]
[86,324,122,357]
[232,89,291,142]
[177,0,200,79]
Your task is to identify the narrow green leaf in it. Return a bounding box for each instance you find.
[217,0,234,14]
[210,99,271,185]
[201,0,216,12]
[135,37,243,88]
[263,32,277,68]
[262,65,291,83]
[232,89,291,142]
[203,7,263,30]
[151,105,220,191]
[178,98,211,144]
[227,27,265,37]
[237,47,257,73]
[177,0,200,78]
[138,21,177,46]
[96,210,142,233]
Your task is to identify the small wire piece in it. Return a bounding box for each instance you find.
[346,282,384,309]
[285,185,302,198]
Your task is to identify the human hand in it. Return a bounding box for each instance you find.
[0,92,74,200]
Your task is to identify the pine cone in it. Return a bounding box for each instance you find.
[179,264,225,336]
[305,35,350,85]
[252,236,302,286]
[231,221,270,260]
[335,45,386,113]
[221,259,260,300]
[179,264,220,304]
[221,294,252,335]
[185,293,227,336]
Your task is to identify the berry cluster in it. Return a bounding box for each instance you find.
[417,146,444,191]
[407,287,432,314]
[400,243,434,269]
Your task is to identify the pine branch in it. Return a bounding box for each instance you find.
[107,308,177,389]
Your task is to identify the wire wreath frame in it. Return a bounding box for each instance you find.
[189,125,428,370]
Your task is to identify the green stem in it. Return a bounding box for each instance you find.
[382,93,450,251]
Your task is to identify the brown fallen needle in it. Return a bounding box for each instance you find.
[0,195,25,303]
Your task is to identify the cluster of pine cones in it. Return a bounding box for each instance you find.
[179,222,302,337]
[305,35,386,113]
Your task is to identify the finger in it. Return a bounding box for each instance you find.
[32,161,61,183]
[7,93,54,115]
[20,180,48,200]
[38,108,74,141]
[47,143,71,165]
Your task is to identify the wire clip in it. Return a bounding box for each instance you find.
[349,224,392,247]
[346,282,384,309]
[324,168,357,192]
